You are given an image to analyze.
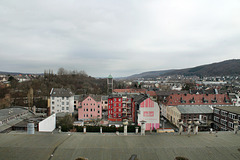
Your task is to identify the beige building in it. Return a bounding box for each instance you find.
[166,106,181,127]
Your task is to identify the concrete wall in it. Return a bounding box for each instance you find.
[39,114,56,132]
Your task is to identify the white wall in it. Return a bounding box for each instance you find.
[39,114,56,132]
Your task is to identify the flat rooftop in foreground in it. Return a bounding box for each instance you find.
[0,132,240,160]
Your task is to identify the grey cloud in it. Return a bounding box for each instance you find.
[0,0,240,77]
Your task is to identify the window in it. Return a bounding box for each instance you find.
[84,109,85,111]
[114,103,116,107]
[98,105,100,108]
[98,110,100,113]
[52,101,54,104]
[91,103,92,105]
[214,109,219,114]
[114,114,116,117]
[232,114,236,119]
[62,102,64,105]
[86,109,88,111]
[91,109,92,111]
[114,98,116,102]
[52,107,55,110]
[66,107,69,110]
[119,108,121,112]
[114,109,116,112]
[119,103,121,107]
[229,113,232,119]
[62,97,64,100]
[84,114,85,117]
[66,102,69,105]
[119,98,121,102]
[91,114,92,117]
[66,97,69,100]
[86,114,88,117]
[94,109,95,111]
[229,122,233,128]
[62,107,64,110]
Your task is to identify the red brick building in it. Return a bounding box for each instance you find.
[108,95,135,123]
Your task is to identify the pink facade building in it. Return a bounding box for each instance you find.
[137,97,160,130]
[78,95,102,120]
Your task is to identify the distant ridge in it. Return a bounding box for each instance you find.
[125,59,240,79]
[0,71,42,75]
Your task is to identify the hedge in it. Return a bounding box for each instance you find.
[74,125,141,132]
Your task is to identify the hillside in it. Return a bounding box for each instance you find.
[125,59,240,79]
[124,70,174,79]
[166,59,240,76]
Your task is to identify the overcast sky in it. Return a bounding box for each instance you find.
[0,0,240,77]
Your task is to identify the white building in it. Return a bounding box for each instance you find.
[229,93,240,106]
[135,95,160,130]
[50,88,74,114]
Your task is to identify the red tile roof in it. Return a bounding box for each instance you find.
[163,93,231,106]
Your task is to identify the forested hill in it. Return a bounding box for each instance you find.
[125,59,240,79]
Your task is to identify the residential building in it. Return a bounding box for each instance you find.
[108,94,134,122]
[213,106,240,131]
[134,95,160,130]
[50,88,74,114]
[229,93,240,106]
[161,93,232,118]
[78,95,102,120]
[101,96,108,110]
[167,105,213,130]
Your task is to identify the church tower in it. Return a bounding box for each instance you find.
[107,74,113,95]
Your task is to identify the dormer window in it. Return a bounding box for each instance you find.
[180,97,186,103]
[224,97,230,103]
[211,97,217,103]
[189,97,195,103]
[202,97,208,103]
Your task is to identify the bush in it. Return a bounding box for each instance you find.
[175,156,189,160]
[74,125,141,133]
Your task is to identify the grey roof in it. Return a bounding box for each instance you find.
[176,105,213,114]
[50,88,74,97]
[101,96,108,101]
[214,106,240,115]
[0,132,240,160]
[0,107,29,121]
[133,94,149,104]
[74,95,88,101]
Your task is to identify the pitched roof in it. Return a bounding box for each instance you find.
[81,94,102,102]
[50,88,74,97]
[164,93,231,106]
[133,94,149,104]
[176,105,213,114]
